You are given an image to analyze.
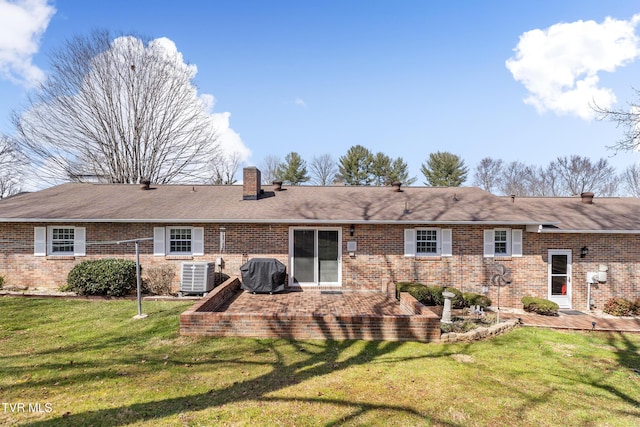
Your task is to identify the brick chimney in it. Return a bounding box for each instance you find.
[243,167,262,200]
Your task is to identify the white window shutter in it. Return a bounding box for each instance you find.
[441,229,452,257]
[483,229,495,257]
[34,227,46,256]
[192,227,204,256]
[512,229,523,257]
[74,227,86,256]
[153,227,165,256]
[404,229,416,257]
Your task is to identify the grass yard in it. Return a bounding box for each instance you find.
[0,298,639,427]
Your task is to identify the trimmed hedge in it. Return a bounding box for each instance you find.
[0,275,4,289]
[463,292,492,309]
[396,282,429,303]
[67,259,137,297]
[522,296,559,316]
[603,298,635,317]
[396,282,465,308]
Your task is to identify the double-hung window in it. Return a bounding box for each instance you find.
[153,226,204,256]
[169,228,192,254]
[50,227,75,254]
[483,228,522,257]
[404,228,452,257]
[34,226,86,257]
[416,229,439,256]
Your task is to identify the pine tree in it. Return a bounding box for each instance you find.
[420,151,468,186]
[277,152,310,185]
[337,145,374,185]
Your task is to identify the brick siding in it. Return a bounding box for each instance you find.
[1,222,639,309]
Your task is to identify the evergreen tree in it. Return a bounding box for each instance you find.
[371,152,392,185]
[389,157,417,186]
[337,145,375,185]
[277,152,310,185]
[420,151,468,186]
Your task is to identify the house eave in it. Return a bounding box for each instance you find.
[0,217,560,226]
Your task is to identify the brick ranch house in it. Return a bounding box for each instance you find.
[1,166,639,311]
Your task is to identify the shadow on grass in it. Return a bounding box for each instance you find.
[20,339,464,427]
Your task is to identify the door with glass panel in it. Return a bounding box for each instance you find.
[290,228,341,286]
[548,249,571,309]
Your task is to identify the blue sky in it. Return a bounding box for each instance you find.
[2,0,640,185]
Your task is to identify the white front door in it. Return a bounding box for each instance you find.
[290,228,341,286]
[548,249,571,309]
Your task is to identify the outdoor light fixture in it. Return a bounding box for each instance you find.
[581,246,589,258]
[350,224,355,236]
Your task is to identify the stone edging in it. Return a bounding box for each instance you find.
[439,318,520,343]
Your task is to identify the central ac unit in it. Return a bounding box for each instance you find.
[179,262,216,296]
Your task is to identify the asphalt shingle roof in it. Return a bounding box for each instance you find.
[1,183,639,231]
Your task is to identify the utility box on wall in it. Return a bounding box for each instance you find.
[598,264,608,283]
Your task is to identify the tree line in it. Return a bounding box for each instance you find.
[2,29,640,198]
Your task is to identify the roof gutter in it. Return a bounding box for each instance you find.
[0,217,560,226]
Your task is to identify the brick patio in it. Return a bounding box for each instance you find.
[180,277,441,342]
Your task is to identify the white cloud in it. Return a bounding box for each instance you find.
[506,14,640,120]
[200,93,251,164]
[0,0,55,87]
[294,97,307,108]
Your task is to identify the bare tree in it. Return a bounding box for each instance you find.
[12,30,221,185]
[209,152,241,185]
[0,135,25,198]
[309,154,338,186]
[621,163,640,197]
[472,157,503,193]
[594,94,640,152]
[552,155,618,196]
[497,161,530,196]
[260,155,282,184]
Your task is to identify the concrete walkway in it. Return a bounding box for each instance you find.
[498,309,640,333]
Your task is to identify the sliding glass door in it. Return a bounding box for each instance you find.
[291,228,341,286]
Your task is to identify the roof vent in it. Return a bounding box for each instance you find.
[391,181,402,192]
[140,179,151,190]
[581,192,594,204]
[273,180,283,191]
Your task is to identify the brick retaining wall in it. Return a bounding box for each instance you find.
[180,278,441,342]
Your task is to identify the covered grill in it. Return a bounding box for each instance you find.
[240,258,287,294]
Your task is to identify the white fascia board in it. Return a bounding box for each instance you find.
[0,217,560,226]
[534,229,640,234]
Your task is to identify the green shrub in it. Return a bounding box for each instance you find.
[424,285,445,305]
[521,296,559,316]
[603,298,635,317]
[396,282,429,303]
[445,287,466,309]
[463,292,492,308]
[67,259,137,297]
[0,275,4,289]
[634,298,640,316]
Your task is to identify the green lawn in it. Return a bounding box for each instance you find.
[0,297,639,427]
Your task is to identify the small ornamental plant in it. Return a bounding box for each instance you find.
[603,298,635,317]
[521,296,559,316]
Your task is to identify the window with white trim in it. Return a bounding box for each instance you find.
[153,226,204,256]
[494,229,509,255]
[483,228,522,257]
[416,228,439,256]
[404,228,452,257]
[34,226,86,257]
[50,227,75,254]
[169,227,192,254]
